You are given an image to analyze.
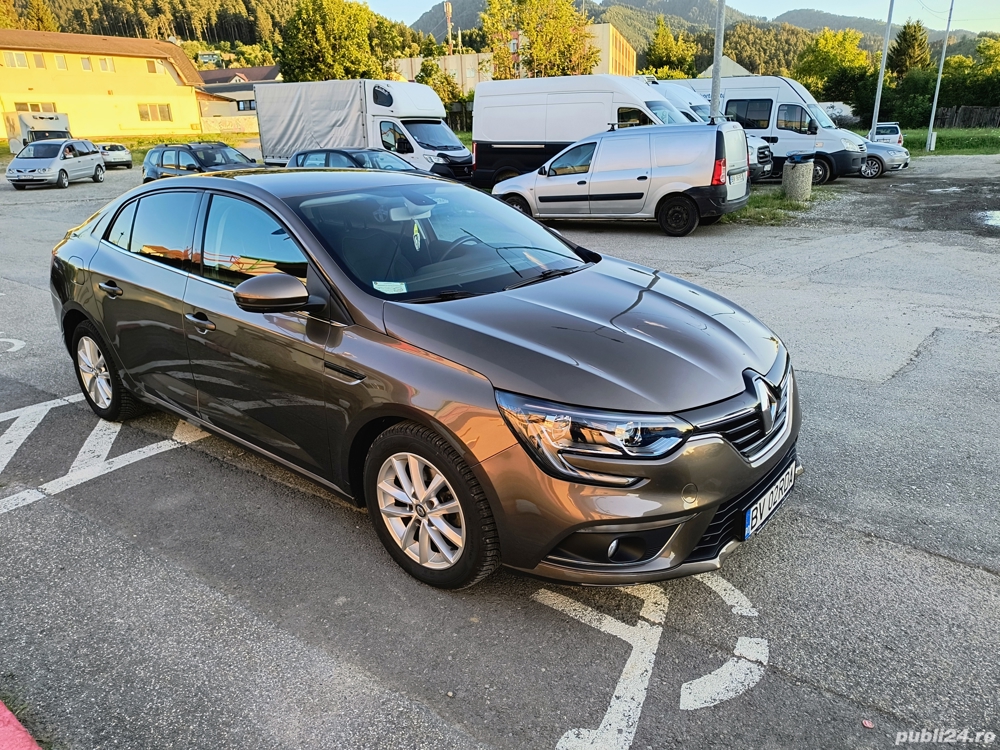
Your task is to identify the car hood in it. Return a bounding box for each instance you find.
[382,258,782,413]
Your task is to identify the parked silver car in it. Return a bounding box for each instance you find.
[5,138,105,190]
[860,140,910,179]
[492,122,750,236]
[97,143,133,169]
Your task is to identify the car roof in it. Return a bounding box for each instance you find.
[148,168,450,199]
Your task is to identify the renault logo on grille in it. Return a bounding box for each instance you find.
[754,377,779,433]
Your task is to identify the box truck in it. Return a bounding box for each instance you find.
[255,80,472,181]
[4,112,72,155]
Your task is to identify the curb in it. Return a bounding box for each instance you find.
[0,701,42,750]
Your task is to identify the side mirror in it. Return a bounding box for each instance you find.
[233,273,311,314]
[396,137,413,154]
[807,119,819,135]
[185,163,199,171]
[537,165,548,175]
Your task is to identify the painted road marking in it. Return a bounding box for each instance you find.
[694,571,759,617]
[0,335,26,353]
[679,637,769,711]
[0,396,208,515]
[534,585,669,750]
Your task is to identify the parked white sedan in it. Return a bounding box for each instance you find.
[97,143,133,169]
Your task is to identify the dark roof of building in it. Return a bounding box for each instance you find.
[199,65,280,84]
[0,29,201,86]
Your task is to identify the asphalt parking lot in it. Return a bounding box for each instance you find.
[1,158,999,749]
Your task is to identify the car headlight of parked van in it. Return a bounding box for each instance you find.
[841,139,861,152]
[496,391,693,486]
[424,155,447,164]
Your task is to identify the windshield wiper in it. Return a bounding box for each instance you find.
[403,289,485,304]
[504,263,591,290]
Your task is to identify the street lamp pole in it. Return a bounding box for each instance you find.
[869,0,895,140]
[926,0,955,150]
[710,0,726,122]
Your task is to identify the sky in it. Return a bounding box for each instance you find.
[364,0,999,34]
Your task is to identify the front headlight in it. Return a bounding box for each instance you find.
[888,150,903,156]
[841,138,860,152]
[424,155,447,164]
[36,167,49,173]
[496,391,693,486]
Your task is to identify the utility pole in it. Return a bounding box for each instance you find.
[870,0,895,139]
[444,1,453,56]
[710,0,726,122]
[926,0,954,150]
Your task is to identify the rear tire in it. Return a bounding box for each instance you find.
[657,195,700,237]
[12,184,26,191]
[71,321,146,422]
[92,164,105,183]
[363,421,501,589]
[503,194,532,216]
[125,163,133,169]
[56,170,69,189]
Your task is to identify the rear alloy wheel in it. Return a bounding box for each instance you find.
[860,157,883,179]
[811,159,831,185]
[657,195,700,237]
[364,421,500,589]
[504,194,532,216]
[93,164,105,183]
[72,321,145,421]
[56,170,69,189]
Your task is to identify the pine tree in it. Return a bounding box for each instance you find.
[0,0,19,29]
[643,16,696,76]
[21,0,60,31]
[887,19,931,77]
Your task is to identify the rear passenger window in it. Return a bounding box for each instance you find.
[725,99,771,129]
[327,152,356,168]
[178,151,198,170]
[549,143,596,176]
[128,192,201,271]
[201,195,308,287]
[618,107,653,129]
[106,201,137,249]
[162,150,177,169]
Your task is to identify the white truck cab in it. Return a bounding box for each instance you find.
[676,75,867,184]
[255,80,472,181]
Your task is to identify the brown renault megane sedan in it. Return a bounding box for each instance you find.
[51,169,800,589]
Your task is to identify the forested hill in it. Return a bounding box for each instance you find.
[773,9,975,42]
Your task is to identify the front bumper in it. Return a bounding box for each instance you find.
[685,181,751,218]
[6,173,58,186]
[749,162,772,182]
[479,367,801,585]
[102,156,132,166]
[430,161,473,182]
[827,149,865,176]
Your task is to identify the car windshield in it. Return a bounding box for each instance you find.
[807,104,836,129]
[401,121,465,151]
[644,100,686,125]
[192,146,253,167]
[285,182,587,301]
[17,143,61,158]
[353,151,416,171]
[691,103,711,120]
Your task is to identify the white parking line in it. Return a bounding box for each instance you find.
[695,571,759,617]
[0,396,208,515]
[534,585,669,750]
[678,637,769,710]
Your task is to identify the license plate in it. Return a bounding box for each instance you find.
[744,462,795,539]
[729,171,746,185]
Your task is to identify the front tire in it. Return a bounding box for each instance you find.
[812,159,831,185]
[657,195,700,237]
[71,321,145,421]
[860,157,883,179]
[93,164,105,183]
[56,170,69,189]
[503,194,532,216]
[364,421,501,589]
[12,183,26,191]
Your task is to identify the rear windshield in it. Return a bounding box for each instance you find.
[191,146,253,167]
[284,182,585,301]
[103,144,126,151]
[17,143,61,158]
[875,126,899,135]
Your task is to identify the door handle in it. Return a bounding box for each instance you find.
[637,175,648,181]
[185,312,216,332]
[98,281,123,297]
[577,180,587,185]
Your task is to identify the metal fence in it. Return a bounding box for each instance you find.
[934,106,1000,129]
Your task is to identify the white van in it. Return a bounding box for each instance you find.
[3,112,72,155]
[255,80,472,181]
[675,75,867,184]
[471,75,687,187]
[493,121,749,236]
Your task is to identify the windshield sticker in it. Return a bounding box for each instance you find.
[413,223,421,251]
[373,281,407,294]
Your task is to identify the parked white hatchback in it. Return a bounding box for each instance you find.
[5,138,105,190]
[492,122,750,236]
[97,142,133,169]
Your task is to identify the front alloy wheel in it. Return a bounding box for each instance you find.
[812,159,831,185]
[860,157,883,179]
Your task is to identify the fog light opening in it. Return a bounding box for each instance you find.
[608,536,646,563]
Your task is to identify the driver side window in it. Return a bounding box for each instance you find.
[777,104,811,134]
[380,122,407,152]
[549,143,596,177]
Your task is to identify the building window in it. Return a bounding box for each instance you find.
[32,53,45,68]
[81,56,92,71]
[99,57,115,72]
[3,51,29,68]
[55,54,66,70]
[237,100,256,111]
[138,103,173,122]
[146,59,157,73]
[14,102,57,112]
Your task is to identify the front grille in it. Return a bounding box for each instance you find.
[684,444,796,563]
[709,376,790,459]
[756,145,772,163]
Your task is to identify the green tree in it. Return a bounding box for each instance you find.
[518,0,598,77]
[0,0,20,29]
[22,0,60,31]
[793,27,870,93]
[643,16,696,76]
[480,0,519,80]
[415,58,462,107]
[886,19,931,77]
[369,15,402,76]
[977,35,1000,74]
[280,0,382,81]
[725,22,814,77]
